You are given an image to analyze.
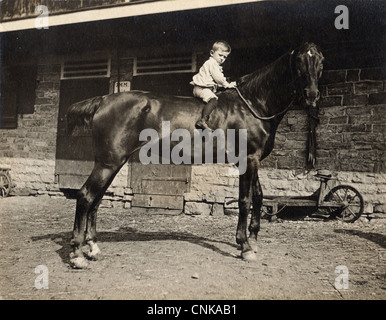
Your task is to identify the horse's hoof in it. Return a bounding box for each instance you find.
[241,250,258,262]
[86,250,100,261]
[249,240,258,253]
[85,242,101,261]
[70,256,89,269]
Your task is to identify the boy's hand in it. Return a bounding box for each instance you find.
[226,81,237,88]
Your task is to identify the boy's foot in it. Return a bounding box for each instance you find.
[195,119,212,131]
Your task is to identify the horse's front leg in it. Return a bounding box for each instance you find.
[248,170,263,253]
[237,168,258,261]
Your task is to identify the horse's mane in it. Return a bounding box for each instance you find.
[237,63,274,95]
[236,42,323,98]
[236,52,288,99]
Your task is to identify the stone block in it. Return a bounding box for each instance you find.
[318,96,342,108]
[113,187,125,197]
[372,106,386,122]
[374,204,386,213]
[329,116,348,124]
[348,114,371,125]
[286,132,308,141]
[343,94,368,106]
[112,200,124,209]
[184,202,212,215]
[36,82,54,90]
[372,124,385,133]
[368,92,386,105]
[183,192,203,201]
[211,203,224,216]
[123,194,134,201]
[203,193,216,203]
[360,67,386,81]
[346,106,368,116]
[327,83,354,95]
[354,81,383,94]
[363,203,374,213]
[124,187,133,194]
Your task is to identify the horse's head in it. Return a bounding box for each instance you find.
[293,43,324,107]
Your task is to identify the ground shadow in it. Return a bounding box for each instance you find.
[265,206,333,221]
[31,228,239,267]
[334,229,386,249]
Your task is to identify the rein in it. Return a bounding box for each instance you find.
[234,86,295,121]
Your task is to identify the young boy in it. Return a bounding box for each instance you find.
[191,40,236,130]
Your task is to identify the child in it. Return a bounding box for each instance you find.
[191,40,237,130]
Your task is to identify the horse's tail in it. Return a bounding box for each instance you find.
[66,96,104,134]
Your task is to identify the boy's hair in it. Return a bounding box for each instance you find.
[212,40,231,53]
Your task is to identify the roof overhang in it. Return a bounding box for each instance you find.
[0,0,263,33]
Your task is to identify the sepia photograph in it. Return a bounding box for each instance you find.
[0,0,385,308]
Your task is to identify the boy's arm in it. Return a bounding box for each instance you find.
[209,60,236,88]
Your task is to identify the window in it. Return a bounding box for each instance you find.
[61,58,111,80]
[0,65,37,129]
[134,54,196,76]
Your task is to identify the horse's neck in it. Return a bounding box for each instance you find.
[239,53,295,117]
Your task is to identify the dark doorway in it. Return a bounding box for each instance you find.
[55,78,110,189]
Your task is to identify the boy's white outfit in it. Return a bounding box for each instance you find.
[191,56,233,102]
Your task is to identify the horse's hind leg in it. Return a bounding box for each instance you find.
[70,191,89,268]
[70,162,121,268]
[84,199,102,261]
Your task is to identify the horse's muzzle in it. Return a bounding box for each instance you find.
[304,89,320,107]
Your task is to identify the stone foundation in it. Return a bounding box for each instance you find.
[183,165,386,215]
[1,159,384,215]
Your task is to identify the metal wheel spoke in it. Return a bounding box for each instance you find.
[345,206,357,217]
[334,191,344,203]
[343,188,349,201]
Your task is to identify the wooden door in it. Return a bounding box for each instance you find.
[130,73,192,209]
[130,162,191,210]
[55,78,110,189]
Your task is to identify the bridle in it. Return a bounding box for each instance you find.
[235,49,298,121]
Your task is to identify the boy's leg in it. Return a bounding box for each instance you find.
[196,98,218,130]
[193,87,218,130]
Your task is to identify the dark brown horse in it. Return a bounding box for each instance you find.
[66,43,324,268]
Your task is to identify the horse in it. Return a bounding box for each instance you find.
[66,42,324,268]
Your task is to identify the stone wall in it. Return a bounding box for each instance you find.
[0,63,61,196]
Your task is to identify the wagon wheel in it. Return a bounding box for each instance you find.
[324,185,364,223]
[0,172,11,198]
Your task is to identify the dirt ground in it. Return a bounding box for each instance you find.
[0,195,385,300]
